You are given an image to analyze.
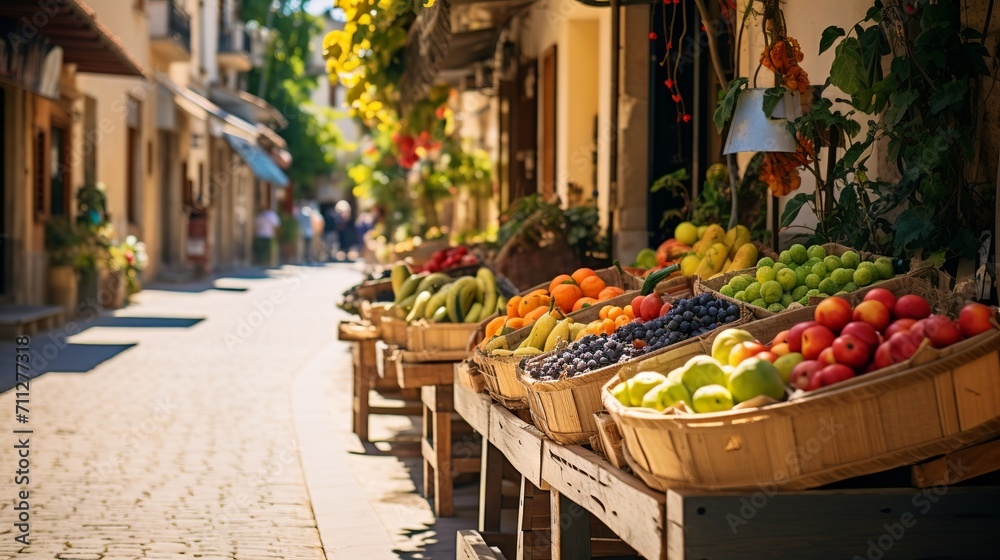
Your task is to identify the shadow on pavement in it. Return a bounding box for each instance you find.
[0,342,137,392]
[89,316,204,329]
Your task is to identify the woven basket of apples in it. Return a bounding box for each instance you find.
[518,290,753,445]
[602,283,1000,492]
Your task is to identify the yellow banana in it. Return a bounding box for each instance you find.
[519,311,559,350]
[513,347,543,357]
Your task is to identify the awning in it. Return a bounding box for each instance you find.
[0,0,145,77]
[226,134,289,187]
[209,86,288,129]
[156,73,259,143]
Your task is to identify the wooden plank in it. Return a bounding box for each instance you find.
[455,369,492,435]
[551,490,590,560]
[912,439,1000,488]
[542,442,666,560]
[516,477,552,560]
[401,348,472,363]
[338,321,380,341]
[667,487,1000,560]
[423,384,455,412]
[457,530,507,560]
[397,361,455,389]
[375,340,394,379]
[479,441,505,532]
[489,405,547,489]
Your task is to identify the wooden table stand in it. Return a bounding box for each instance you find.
[422,383,482,517]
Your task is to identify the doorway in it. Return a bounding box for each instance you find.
[540,46,557,199]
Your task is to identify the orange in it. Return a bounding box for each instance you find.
[623,305,635,320]
[551,283,583,314]
[601,318,616,335]
[615,314,631,329]
[572,268,598,285]
[572,297,598,312]
[608,307,624,320]
[599,306,612,320]
[484,316,507,340]
[506,296,523,318]
[598,286,626,300]
[579,276,607,299]
[518,293,551,318]
[505,317,525,331]
[523,305,550,325]
[548,274,575,294]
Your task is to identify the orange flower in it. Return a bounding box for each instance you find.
[784,65,810,94]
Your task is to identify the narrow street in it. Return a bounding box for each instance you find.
[0,265,471,559]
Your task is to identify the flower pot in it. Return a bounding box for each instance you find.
[723,87,802,154]
[48,265,78,318]
[77,266,102,314]
[100,269,127,310]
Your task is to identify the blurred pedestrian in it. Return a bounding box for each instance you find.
[254,207,280,267]
[334,200,357,258]
[296,203,315,263]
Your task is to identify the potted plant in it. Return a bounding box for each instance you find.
[101,241,128,310]
[122,235,148,300]
[44,217,79,317]
[75,182,110,311]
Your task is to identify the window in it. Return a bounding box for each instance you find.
[126,96,142,224]
[50,125,68,216]
[33,130,47,220]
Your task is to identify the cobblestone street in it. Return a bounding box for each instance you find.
[0,264,463,559]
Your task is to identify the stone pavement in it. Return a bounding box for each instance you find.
[0,264,478,559]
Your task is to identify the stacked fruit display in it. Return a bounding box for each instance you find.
[611,291,997,415]
[409,245,479,273]
[718,245,897,312]
[489,269,627,328]
[525,294,742,381]
[387,264,502,323]
[482,308,581,358]
[628,222,759,280]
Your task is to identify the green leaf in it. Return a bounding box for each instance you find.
[714,77,748,132]
[889,90,921,126]
[893,209,934,252]
[928,80,969,114]
[829,38,868,97]
[780,193,811,229]
[762,87,786,119]
[820,26,846,55]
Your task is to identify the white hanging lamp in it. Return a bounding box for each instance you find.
[723,88,803,155]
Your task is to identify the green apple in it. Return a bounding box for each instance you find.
[711,329,756,365]
[611,383,631,407]
[625,372,668,407]
[692,385,735,413]
[773,352,804,385]
[727,358,786,404]
[640,377,692,411]
[679,356,727,394]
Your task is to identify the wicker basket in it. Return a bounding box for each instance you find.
[518,303,753,445]
[603,305,1000,492]
[696,243,895,319]
[473,289,644,410]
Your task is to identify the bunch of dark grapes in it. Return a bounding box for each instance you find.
[528,294,740,380]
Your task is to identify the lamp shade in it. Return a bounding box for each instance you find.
[723,88,802,155]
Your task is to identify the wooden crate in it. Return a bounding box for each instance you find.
[696,242,894,319]
[456,531,508,560]
[337,320,380,342]
[456,359,487,394]
[604,311,1000,492]
[380,316,408,347]
[407,320,480,356]
[518,305,752,445]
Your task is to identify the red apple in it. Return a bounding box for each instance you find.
[659,302,674,317]
[853,300,891,332]
[801,325,836,361]
[770,343,791,357]
[816,364,857,388]
[874,342,895,370]
[818,347,837,365]
[728,341,768,367]
[895,295,931,321]
[787,321,819,353]
[885,318,917,340]
[771,330,791,347]
[888,331,922,364]
[790,360,825,391]
[815,297,854,333]
[832,334,871,370]
[631,295,646,316]
[920,315,963,348]
[756,351,780,364]
[864,288,897,315]
[959,303,995,338]
[841,322,881,353]
[641,294,663,321]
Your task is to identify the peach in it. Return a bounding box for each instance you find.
[815,297,853,334]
